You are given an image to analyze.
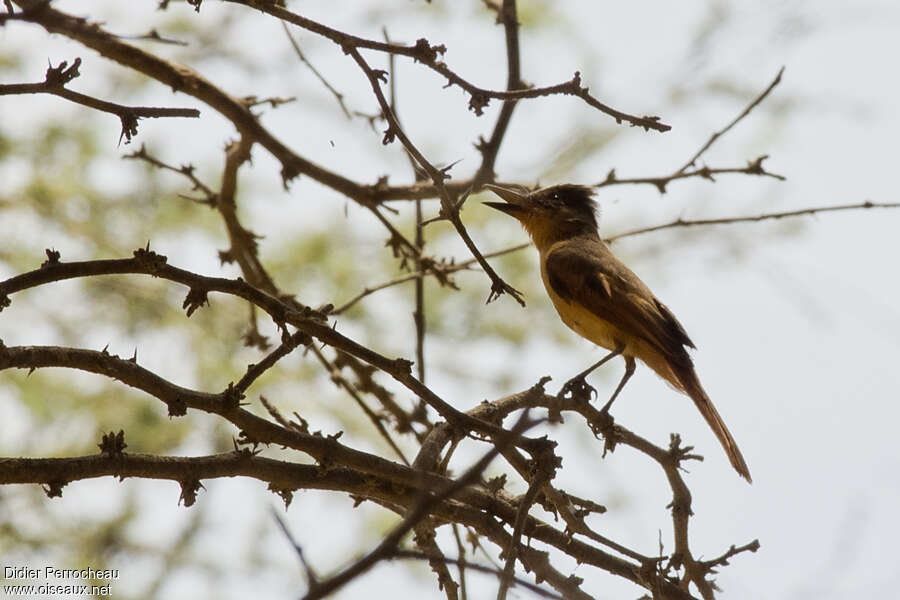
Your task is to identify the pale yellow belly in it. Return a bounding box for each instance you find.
[554,292,619,348]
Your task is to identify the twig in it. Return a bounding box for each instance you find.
[346,45,525,306]
[311,345,411,466]
[282,21,351,119]
[300,412,537,600]
[0,340,697,598]
[385,23,431,386]
[595,155,785,194]
[110,28,189,46]
[475,0,523,184]
[270,508,320,589]
[22,3,368,193]
[215,136,282,294]
[0,58,199,144]
[394,550,562,599]
[338,197,900,318]
[413,525,460,600]
[226,0,670,131]
[122,144,218,205]
[697,539,761,571]
[234,331,309,394]
[451,524,469,600]
[332,243,525,315]
[333,352,430,444]
[607,200,900,242]
[676,67,784,174]
[497,464,551,600]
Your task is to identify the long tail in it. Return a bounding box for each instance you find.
[676,367,752,483]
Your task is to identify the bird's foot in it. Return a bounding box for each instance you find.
[557,373,596,403]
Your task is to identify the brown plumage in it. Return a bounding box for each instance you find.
[485,184,751,482]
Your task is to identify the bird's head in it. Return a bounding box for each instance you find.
[483,184,599,249]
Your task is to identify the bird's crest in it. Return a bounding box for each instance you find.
[533,184,598,231]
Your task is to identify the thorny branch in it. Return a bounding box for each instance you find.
[0,252,548,455]
[346,44,525,306]
[596,155,785,195]
[2,3,859,599]
[298,412,539,600]
[677,67,785,174]
[0,57,199,144]
[0,335,712,599]
[607,200,900,242]
[223,0,670,131]
[333,198,900,317]
[594,67,785,194]
[475,0,524,185]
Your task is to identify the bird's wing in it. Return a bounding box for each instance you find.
[545,241,695,363]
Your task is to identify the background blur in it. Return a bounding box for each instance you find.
[2,1,899,598]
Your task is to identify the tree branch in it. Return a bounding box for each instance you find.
[677,67,785,174]
[607,200,900,242]
[0,57,199,144]
[223,0,670,132]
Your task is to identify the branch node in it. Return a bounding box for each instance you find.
[44,57,81,87]
[132,244,168,274]
[182,287,209,317]
[98,429,127,457]
[411,38,446,64]
[667,433,703,470]
[381,125,396,145]
[268,483,296,509]
[179,479,204,507]
[42,480,67,499]
[468,91,490,115]
[166,396,187,417]
[222,382,245,410]
[118,111,140,146]
[280,161,301,189]
[41,248,61,268]
[392,357,414,375]
[486,473,507,494]
[372,69,389,84]
[571,70,582,88]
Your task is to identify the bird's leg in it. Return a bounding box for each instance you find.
[599,355,636,414]
[557,346,624,403]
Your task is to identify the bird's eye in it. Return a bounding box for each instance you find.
[551,193,559,201]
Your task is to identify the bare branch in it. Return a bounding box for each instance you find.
[475,0,523,184]
[0,4,807,598]
[394,550,563,600]
[234,331,310,395]
[123,144,218,206]
[311,345,411,466]
[607,200,900,242]
[19,2,367,193]
[346,45,525,306]
[0,58,199,144]
[677,67,785,174]
[596,155,785,194]
[223,0,671,131]
[282,21,352,119]
[0,253,547,453]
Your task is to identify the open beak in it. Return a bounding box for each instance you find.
[483,184,529,217]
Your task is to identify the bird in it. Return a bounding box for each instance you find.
[483,183,751,482]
